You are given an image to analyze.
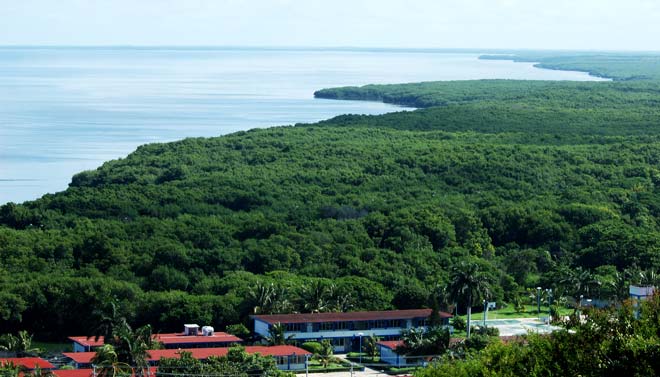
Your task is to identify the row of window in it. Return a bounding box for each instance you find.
[283,319,432,333]
[274,355,308,365]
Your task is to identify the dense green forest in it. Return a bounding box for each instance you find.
[480,52,660,81]
[1,53,660,340]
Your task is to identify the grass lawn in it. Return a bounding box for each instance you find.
[306,358,360,373]
[455,304,573,321]
[32,341,71,354]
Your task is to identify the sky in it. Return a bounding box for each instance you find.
[1,0,659,51]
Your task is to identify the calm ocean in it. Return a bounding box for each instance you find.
[0,48,607,204]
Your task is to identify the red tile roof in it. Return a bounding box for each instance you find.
[0,357,55,369]
[53,368,157,377]
[377,340,403,350]
[153,332,242,345]
[63,346,311,364]
[68,337,104,348]
[52,369,94,377]
[253,309,450,324]
[68,332,241,347]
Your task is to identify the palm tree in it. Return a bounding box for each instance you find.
[21,366,56,377]
[265,323,293,345]
[447,262,491,338]
[248,282,276,314]
[0,361,19,377]
[316,340,334,370]
[397,328,426,356]
[270,286,295,315]
[90,301,128,344]
[330,289,355,313]
[302,281,333,313]
[91,344,132,377]
[559,266,600,309]
[362,335,380,359]
[112,323,153,377]
[0,331,41,357]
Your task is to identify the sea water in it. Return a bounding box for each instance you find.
[0,47,607,204]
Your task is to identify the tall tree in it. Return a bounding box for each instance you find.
[302,281,334,313]
[317,340,334,370]
[111,323,155,377]
[0,331,40,357]
[90,300,129,344]
[447,262,491,338]
[90,344,132,377]
[265,323,292,346]
[362,334,381,358]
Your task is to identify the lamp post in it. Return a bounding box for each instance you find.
[578,294,584,319]
[483,300,487,326]
[537,287,542,316]
[357,332,364,364]
[546,288,553,321]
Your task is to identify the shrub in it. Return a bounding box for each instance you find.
[301,341,324,355]
[452,317,466,331]
[470,325,499,337]
[465,334,492,351]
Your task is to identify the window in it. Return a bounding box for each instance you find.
[286,323,307,332]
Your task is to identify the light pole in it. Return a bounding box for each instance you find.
[357,332,364,364]
[579,294,584,319]
[537,287,542,316]
[483,300,487,326]
[546,288,553,321]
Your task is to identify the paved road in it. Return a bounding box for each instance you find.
[297,355,403,377]
[297,367,395,377]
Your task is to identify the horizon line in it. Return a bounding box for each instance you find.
[0,45,658,54]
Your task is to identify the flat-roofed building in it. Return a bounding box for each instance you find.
[53,368,158,377]
[252,309,451,352]
[69,331,242,353]
[0,357,55,370]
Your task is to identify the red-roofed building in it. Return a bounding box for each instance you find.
[69,329,242,352]
[52,367,158,377]
[0,357,55,370]
[63,345,311,371]
[252,309,451,353]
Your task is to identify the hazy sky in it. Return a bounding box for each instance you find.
[1,0,658,50]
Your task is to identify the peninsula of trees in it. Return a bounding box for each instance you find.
[1,53,659,348]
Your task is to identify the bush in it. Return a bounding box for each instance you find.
[464,334,492,351]
[470,325,499,337]
[301,341,324,355]
[452,317,466,331]
[225,324,250,338]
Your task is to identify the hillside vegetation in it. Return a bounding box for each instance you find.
[1,53,660,340]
